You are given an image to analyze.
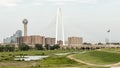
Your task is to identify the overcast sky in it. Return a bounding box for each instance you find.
[0,0,120,43]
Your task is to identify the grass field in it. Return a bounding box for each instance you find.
[0,49,82,56]
[0,56,107,68]
[40,55,106,68]
[0,50,82,61]
[73,50,120,65]
[0,50,108,68]
[40,55,80,67]
[99,48,120,53]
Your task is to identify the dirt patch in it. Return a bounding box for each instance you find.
[0,61,39,67]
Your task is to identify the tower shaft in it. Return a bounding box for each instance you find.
[55,8,59,44]
[24,24,27,36]
[23,19,28,36]
[55,8,65,45]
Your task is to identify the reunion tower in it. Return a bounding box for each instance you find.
[23,19,28,36]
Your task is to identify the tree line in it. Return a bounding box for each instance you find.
[0,44,15,52]
[0,43,60,52]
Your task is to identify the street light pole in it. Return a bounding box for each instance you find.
[107,29,110,45]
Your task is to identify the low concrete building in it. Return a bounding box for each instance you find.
[68,36,83,45]
[45,37,55,45]
[17,35,45,45]
[57,40,63,45]
[31,36,45,45]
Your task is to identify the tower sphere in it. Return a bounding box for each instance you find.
[23,19,28,24]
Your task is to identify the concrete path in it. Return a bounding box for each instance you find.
[67,54,120,67]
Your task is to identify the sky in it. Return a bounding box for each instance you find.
[0,0,120,43]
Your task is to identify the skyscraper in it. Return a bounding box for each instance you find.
[4,30,22,44]
[15,30,22,37]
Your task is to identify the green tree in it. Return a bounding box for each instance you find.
[98,42,103,45]
[5,44,15,52]
[0,45,4,52]
[52,44,60,50]
[45,44,51,50]
[35,44,43,50]
[18,43,30,51]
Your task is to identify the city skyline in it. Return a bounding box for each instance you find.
[0,0,120,43]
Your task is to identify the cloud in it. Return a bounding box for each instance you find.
[78,0,97,4]
[46,0,77,2]
[33,2,44,6]
[41,0,97,3]
[34,0,98,6]
[53,2,65,5]
[0,0,97,7]
[0,0,22,7]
